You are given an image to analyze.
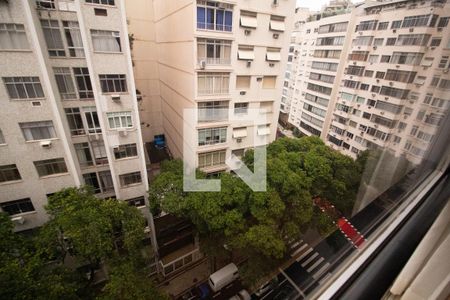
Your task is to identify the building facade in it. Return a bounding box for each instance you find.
[0,0,149,232]
[287,0,450,165]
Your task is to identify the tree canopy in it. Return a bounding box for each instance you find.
[149,136,364,284]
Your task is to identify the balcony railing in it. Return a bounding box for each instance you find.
[197,57,231,65]
[197,22,232,32]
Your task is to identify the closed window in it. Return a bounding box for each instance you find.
[41,19,65,57]
[197,38,231,65]
[262,76,276,89]
[3,77,44,100]
[20,121,56,141]
[198,72,229,95]
[198,101,228,122]
[62,21,84,57]
[0,164,21,183]
[99,74,127,93]
[83,107,102,133]
[198,127,227,146]
[83,170,113,193]
[114,143,138,159]
[34,158,68,177]
[236,76,251,89]
[86,0,115,5]
[198,150,226,168]
[91,140,108,165]
[377,22,389,30]
[119,171,142,187]
[126,196,145,207]
[74,142,93,167]
[0,23,29,50]
[83,172,101,193]
[74,68,94,99]
[91,30,121,52]
[0,198,35,216]
[107,111,133,129]
[234,102,248,114]
[54,67,76,100]
[197,0,233,32]
[65,108,85,136]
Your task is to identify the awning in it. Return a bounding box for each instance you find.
[233,128,248,138]
[240,16,257,28]
[266,51,281,61]
[421,60,433,67]
[257,126,270,136]
[270,20,285,32]
[238,50,255,60]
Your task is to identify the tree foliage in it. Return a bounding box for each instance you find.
[149,136,364,284]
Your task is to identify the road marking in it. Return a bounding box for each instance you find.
[290,241,300,249]
[291,243,308,257]
[307,257,325,273]
[278,268,306,299]
[296,247,313,262]
[301,252,319,267]
[313,262,330,279]
[319,273,332,284]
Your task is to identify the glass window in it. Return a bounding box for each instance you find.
[65,108,85,136]
[0,198,34,216]
[73,68,94,99]
[83,172,101,193]
[62,21,84,57]
[0,164,21,183]
[91,140,108,165]
[198,127,227,146]
[54,67,77,100]
[196,0,233,32]
[0,129,4,144]
[86,0,115,5]
[83,107,102,133]
[119,171,142,187]
[0,23,29,50]
[34,158,68,177]
[236,76,251,89]
[198,72,230,95]
[3,77,44,100]
[19,121,56,141]
[262,76,276,89]
[126,196,146,207]
[197,38,231,65]
[106,111,133,129]
[74,142,94,168]
[198,150,226,168]
[99,74,127,93]
[234,102,248,115]
[114,143,138,159]
[198,101,229,122]
[40,19,65,57]
[91,30,121,52]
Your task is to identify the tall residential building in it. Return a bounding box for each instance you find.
[0,0,149,232]
[127,0,295,173]
[288,0,450,165]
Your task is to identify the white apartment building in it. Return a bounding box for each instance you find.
[288,0,450,165]
[128,0,295,173]
[0,0,149,232]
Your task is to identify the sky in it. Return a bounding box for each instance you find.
[296,0,331,11]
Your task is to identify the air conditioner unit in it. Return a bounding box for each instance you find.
[385,97,389,100]
[111,94,121,102]
[119,130,128,137]
[269,63,275,67]
[409,28,414,32]
[256,77,263,82]
[240,91,246,95]
[272,0,279,6]
[380,111,384,115]
[244,29,251,36]
[200,60,206,69]
[247,60,252,67]
[443,69,449,74]
[236,138,242,143]
[393,29,397,33]
[353,61,357,65]
[373,46,377,50]
[389,82,394,86]
[40,140,52,148]
[273,33,279,39]
[11,216,25,225]
[31,101,42,107]
[430,46,436,50]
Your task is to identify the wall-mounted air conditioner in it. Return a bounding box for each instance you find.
[236,138,242,143]
[273,33,279,39]
[40,140,52,148]
[111,94,121,102]
[244,29,251,36]
[247,60,252,67]
[240,91,246,95]
[200,60,206,69]
[11,216,25,225]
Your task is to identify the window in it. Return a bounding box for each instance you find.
[262,76,276,89]
[269,15,286,32]
[304,103,326,117]
[62,21,84,57]
[437,16,450,27]
[308,82,332,95]
[41,19,65,57]
[198,150,226,168]
[311,61,338,72]
[377,22,389,30]
[99,74,127,93]
[318,22,348,33]
[352,36,373,46]
[368,55,379,63]
[0,198,34,216]
[375,101,403,114]
[34,158,68,177]
[438,56,449,69]
[107,111,133,129]
[54,67,76,100]
[86,0,115,5]
[75,143,94,167]
[0,23,29,50]
[357,20,378,31]
[236,76,251,89]
[266,49,281,62]
[3,77,44,100]
[98,171,114,193]
[198,127,227,146]
[438,79,450,90]
[373,38,384,46]
[346,66,365,76]
[380,86,409,99]
[198,101,228,122]
[396,34,431,46]
[114,143,138,159]
[197,0,233,32]
[348,51,369,62]
[402,14,437,28]
[317,36,345,46]
[385,69,417,83]
[74,68,94,99]
[391,20,402,29]
[127,196,145,207]
[310,72,335,84]
[91,30,121,52]
[313,49,341,59]
[119,171,142,187]
[65,108,85,136]
[234,103,249,114]
[391,52,424,65]
[0,164,21,183]
[386,38,396,46]
[84,107,102,133]
[0,129,4,144]
[91,140,108,165]
[301,112,324,127]
[430,38,441,47]
[19,121,56,141]
[83,173,101,193]
[198,72,229,95]
[197,38,231,64]
[260,101,273,113]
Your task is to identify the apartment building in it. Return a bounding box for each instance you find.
[288,0,450,165]
[128,0,295,173]
[0,0,150,232]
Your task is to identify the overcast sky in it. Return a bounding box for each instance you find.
[296,0,331,11]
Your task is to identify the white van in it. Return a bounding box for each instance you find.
[208,263,239,292]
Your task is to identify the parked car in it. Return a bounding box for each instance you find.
[209,263,239,292]
[255,278,279,297]
[229,289,251,300]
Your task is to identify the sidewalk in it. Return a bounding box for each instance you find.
[159,258,210,298]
